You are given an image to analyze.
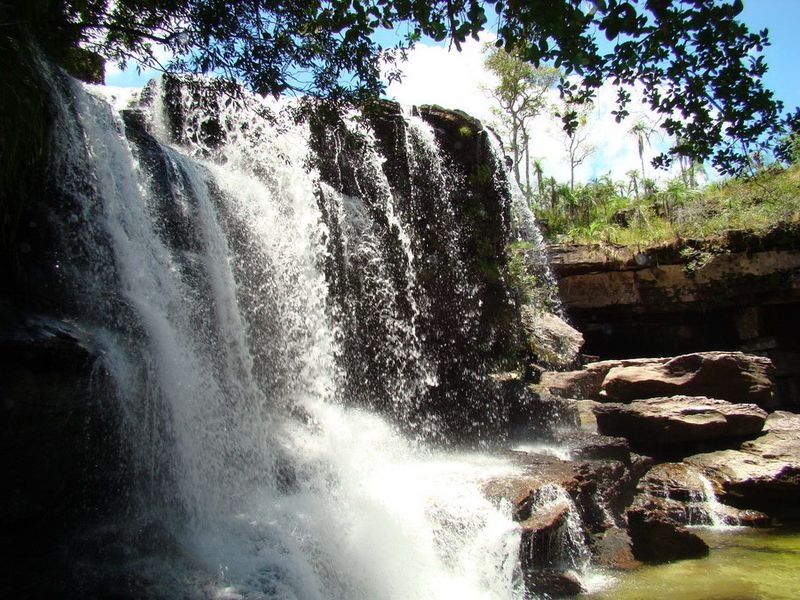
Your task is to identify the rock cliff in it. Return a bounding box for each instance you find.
[549,226,800,408]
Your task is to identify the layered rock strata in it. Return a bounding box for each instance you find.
[549,227,800,408]
[531,348,800,576]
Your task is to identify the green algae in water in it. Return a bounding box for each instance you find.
[586,528,800,600]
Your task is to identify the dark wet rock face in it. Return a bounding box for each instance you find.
[626,464,715,563]
[523,568,585,599]
[1,314,127,597]
[484,447,647,596]
[626,506,709,563]
[549,429,632,463]
[306,99,529,440]
[1,317,124,533]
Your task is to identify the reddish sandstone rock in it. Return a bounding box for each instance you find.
[593,395,767,454]
[600,351,775,406]
[520,307,584,369]
[633,462,770,527]
[686,411,800,517]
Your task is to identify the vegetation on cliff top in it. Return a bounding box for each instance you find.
[2,1,798,263]
[535,162,800,247]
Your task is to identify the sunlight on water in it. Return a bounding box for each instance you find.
[45,73,531,599]
[586,528,800,600]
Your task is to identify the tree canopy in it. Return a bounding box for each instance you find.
[484,45,559,193]
[3,0,792,173]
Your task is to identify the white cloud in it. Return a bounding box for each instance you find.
[386,36,497,122]
[386,38,684,187]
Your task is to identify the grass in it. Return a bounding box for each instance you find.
[537,164,800,247]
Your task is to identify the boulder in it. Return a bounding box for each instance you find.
[626,506,709,563]
[485,465,591,598]
[486,450,641,538]
[761,408,800,434]
[600,351,775,406]
[517,486,587,598]
[686,411,800,517]
[520,307,584,369]
[549,429,632,463]
[540,361,616,399]
[540,357,655,400]
[523,569,585,599]
[519,493,572,568]
[593,396,767,455]
[590,527,639,570]
[633,462,770,527]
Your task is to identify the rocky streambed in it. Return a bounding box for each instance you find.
[482,348,800,597]
[482,229,800,597]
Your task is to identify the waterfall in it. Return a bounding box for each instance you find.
[522,484,591,574]
[697,474,735,529]
[31,70,557,598]
[486,133,562,316]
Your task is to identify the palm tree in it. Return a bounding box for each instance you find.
[630,120,654,181]
[627,169,640,201]
[532,158,545,201]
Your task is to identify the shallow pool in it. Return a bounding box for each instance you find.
[585,527,800,599]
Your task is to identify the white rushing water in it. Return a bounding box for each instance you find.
[697,473,737,529]
[45,72,537,598]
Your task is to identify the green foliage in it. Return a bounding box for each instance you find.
[2,0,791,170]
[468,163,494,186]
[776,109,800,164]
[491,0,788,173]
[537,164,800,247]
[484,45,560,115]
[503,240,557,311]
[483,44,560,194]
[679,243,724,277]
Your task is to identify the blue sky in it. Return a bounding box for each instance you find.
[741,0,800,112]
[106,2,800,113]
[104,2,800,184]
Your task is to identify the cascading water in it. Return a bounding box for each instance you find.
[24,66,582,598]
[696,474,731,528]
[487,133,562,317]
[312,111,437,426]
[522,484,591,574]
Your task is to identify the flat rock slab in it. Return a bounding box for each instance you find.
[593,395,767,451]
[548,429,632,463]
[600,351,775,406]
[686,411,800,516]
